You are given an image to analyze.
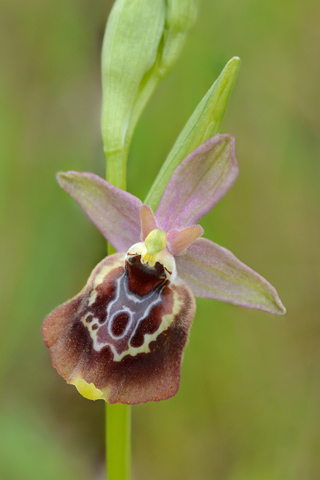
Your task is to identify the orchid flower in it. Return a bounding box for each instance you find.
[42,134,285,405]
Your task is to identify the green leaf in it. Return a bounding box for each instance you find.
[145,56,240,210]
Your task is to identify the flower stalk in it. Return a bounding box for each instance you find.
[106,403,131,480]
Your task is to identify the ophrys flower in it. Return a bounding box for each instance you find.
[42,135,285,404]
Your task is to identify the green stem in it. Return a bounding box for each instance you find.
[105,150,131,480]
[105,149,127,192]
[106,403,131,480]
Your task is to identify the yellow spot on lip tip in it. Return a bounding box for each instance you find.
[71,378,103,401]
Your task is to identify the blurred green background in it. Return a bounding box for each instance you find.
[1,0,319,479]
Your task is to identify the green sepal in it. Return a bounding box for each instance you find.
[145,57,240,210]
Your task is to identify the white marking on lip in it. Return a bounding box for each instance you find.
[82,261,183,362]
[88,259,124,306]
[108,306,132,340]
